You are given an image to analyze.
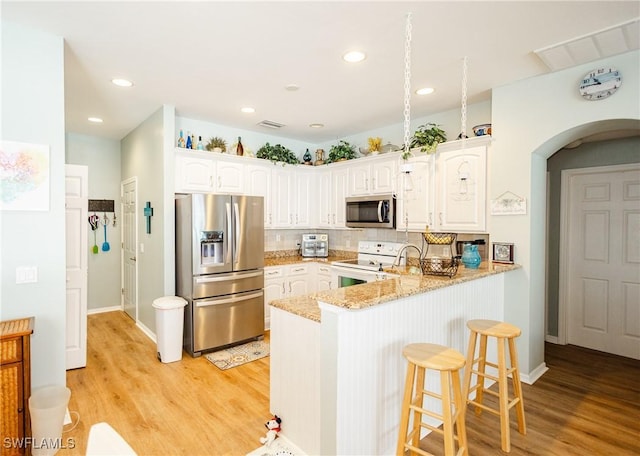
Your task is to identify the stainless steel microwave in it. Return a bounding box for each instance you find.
[345,194,395,228]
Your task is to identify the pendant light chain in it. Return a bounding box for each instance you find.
[460,56,468,144]
[403,13,413,153]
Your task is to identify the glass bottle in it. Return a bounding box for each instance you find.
[185,131,192,149]
[236,136,244,156]
[196,136,204,150]
[177,129,186,148]
[303,148,312,163]
[191,134,196,150]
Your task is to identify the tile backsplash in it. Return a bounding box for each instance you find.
[265,229,489,261]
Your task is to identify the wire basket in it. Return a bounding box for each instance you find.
[420,256,460,277]
[423,232,457,245]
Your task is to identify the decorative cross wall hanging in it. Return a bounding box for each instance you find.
[144,201,154,234]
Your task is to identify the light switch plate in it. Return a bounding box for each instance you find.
[16,266,38,284]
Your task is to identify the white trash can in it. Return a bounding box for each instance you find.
[152,296,187,363]
[29,385,71,456]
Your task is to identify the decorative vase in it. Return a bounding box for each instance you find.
[461,244,481,269]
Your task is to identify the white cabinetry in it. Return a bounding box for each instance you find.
[349,155,396,196]
[175,150,216,192]
[263,263,313,329]
[175,149,245,194]
[316,263,333,291]
[271,166,315,228]
[246,163,273,227]
[396,154,435,232]
[318,164,349,228]
[435,144,487,232]
[395,138,489,233]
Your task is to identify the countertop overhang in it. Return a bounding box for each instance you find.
[269,260,521,322]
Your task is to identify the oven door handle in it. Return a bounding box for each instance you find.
[195,291,263,308]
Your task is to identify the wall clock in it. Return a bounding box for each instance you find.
[579,67,622,100]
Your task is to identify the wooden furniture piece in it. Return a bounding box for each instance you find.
[397,343,468,456]
[463,319,526,453]
[1,317,35,456]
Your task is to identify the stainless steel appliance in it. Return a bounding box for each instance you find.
[175,193,264,357]
[331,241,405,287]
[345,194,395,228]
[301,233,329,258]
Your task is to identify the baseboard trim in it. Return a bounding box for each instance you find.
[545,335,559,344]
[88,306,122,315]
[521,362,549,385]
[136,321,157,343]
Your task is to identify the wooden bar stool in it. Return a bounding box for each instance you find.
[397,343,468,456]
[463,319,526,453]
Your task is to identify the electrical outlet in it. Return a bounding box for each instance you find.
[276,234,282,242]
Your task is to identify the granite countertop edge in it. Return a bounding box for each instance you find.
[268,257,521,323]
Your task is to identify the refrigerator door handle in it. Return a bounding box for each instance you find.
[234,202,240,264]
[195,271,263,283]
[195,291,263,308]
[226,202,233,263]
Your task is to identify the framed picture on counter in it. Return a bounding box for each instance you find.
[492,242,514,264]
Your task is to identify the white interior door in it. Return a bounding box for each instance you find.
[65,164,88,370]
[122,178,138,321]
[561,164,640,359]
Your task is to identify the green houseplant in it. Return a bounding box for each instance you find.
[327,140,357,163]
[256,142,299,165]
[206,136,227,152]
[402,123,447,159]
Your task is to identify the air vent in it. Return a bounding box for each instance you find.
[257,120,285,129]
[534,18,639,72]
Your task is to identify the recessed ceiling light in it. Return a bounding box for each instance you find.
[285,84,300,91]
[88,117,103,123]
[309,123,324,128]
[342,51,366,63]
[241,107,255,113]
[111,78,133,87]
[416,87,435,95]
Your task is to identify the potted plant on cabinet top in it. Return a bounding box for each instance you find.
[327,140,357,163]
[206,136,227,153]
[256,142,299,165]
[402,123,447,159]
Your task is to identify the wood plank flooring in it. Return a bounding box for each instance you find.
[61,311,640,455]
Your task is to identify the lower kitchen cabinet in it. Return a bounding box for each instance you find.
[1,317,34,456]
[263,264,312,330]
[316,264,333,291]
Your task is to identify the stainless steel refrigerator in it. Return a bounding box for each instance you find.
[175,193,264,356]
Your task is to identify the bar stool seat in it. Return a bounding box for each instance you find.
[397,343,468,456]
[463,319,526,453]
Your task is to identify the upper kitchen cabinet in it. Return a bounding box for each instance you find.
[246,162,273,227]
[271,165,316,228]
[348,154,396,196]
[318,163,349,228]
[434,141,488,232]
[175,149,245,194]
[175,149,216,192]
[395,154,435,232]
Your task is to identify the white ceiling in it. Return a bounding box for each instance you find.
[4,1,639,142]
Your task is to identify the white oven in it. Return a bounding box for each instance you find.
[331,264,396,288]
[331,241,406,288]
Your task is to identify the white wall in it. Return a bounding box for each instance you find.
[317,100,492,153]
[1,22,66,388]
[175,116,317,161]
[491,49,640,377]
[121,107,172,332]
[66,133,122,311]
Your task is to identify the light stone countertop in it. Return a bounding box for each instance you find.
[269,261,521,322]
[264,254,355,268]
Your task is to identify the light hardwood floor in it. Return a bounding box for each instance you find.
[62,311,640,455]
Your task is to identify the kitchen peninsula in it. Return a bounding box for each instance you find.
[269,263,519,455]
